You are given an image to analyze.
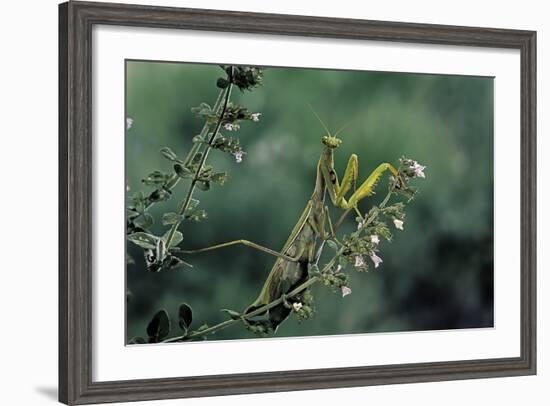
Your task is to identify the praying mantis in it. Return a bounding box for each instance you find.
[182,112,404,332]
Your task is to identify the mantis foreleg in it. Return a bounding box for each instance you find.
[323,156,398,210]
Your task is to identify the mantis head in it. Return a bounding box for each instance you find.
[308,104,347,150]
[321,135,342,149]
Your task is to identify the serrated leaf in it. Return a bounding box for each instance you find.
[178,303,193,331]
[147,310,171,343]
[161,230,183,248]
[127,232,157,249]
[162,212,184,226]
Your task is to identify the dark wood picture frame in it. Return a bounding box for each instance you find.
[59,1,537,404]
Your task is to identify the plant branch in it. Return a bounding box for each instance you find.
[141,88,226,212]
[163,275,322,343]
[164,68,234,248]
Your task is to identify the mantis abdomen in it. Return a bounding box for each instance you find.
[244,198,324,330]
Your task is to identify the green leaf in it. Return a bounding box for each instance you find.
[186,209,207,222]
[220,309,241,320]
[161,230,183,248]
[192,134,206,144]
[326,240,338,251]
[196,180,210,191]
[146,310,171,343]
[127,232,157,249]
[126,208,140,219]
[162,212,184,226]
[187,198,200,211]
[160,147,178,162]
[210,172,228,186]
[174,164,193,179]
[134,212,153,229]
[178,303,193,331]
[148,188,171,202]
[134,199,145,214]
[165,256,193,270]
[191,153,203,165]
[191,102,213,116]
[128,336,146,345]
[338,256,348,268]
[142,170,169,186]
[308,263,320,276]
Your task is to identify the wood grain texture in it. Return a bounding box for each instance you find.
[58,1,537,404]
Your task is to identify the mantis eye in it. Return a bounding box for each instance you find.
[321,136,342,149]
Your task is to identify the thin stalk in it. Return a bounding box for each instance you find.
[163,275,321,343]
[164,69,234,248]
[142,88,226,211]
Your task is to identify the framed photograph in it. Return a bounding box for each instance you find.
[59,1,536,404]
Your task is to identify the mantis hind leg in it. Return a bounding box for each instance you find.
[181,239,300,262]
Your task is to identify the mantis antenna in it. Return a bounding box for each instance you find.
[334,119,354,137]
[308,103,353,138]
[307,103,332,136]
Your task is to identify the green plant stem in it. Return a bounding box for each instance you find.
[163,275,322,343]
[162,186,396,343]
[164,70,234,248]
[182,89,226,167]
[142,88,226,212]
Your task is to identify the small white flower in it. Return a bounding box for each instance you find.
[250,113,262,122]
[412,161,426,178]
[370,253,383,268]
[354,255,365,267]
[224,123,235,131]
[341,286,352,297]
[233,151,243,163]
[126,117,134,130]
[356,219,365,230]
[393,219,404,230]
[371,235,380,245]
[292,302,303,312]
[335,265,342,273]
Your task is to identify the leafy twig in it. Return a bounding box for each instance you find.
[164,67,234,248]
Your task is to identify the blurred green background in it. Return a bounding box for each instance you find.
[125,61,494,342]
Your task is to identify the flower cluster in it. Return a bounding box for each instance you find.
[291,290,315,322]
[316,264,350,290]
[217,65,264,91]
